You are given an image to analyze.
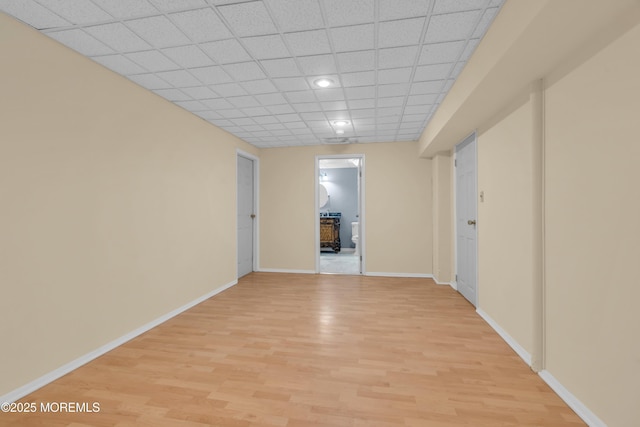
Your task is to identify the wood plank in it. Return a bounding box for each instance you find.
[1,273,585,426]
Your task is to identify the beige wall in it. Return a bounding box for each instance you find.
[259,142,432,275]
[431,153,453,283]
[544,20,640,426]
[477,96,535,356]
[0,14,256,396]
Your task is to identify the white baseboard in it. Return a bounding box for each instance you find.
[476,308,532,366]
[1,279,237,404]
[539,370,607,427]
[366,272,434,278]
[256,268,315,274]
[449,280,458,290]
[432,276,452,286]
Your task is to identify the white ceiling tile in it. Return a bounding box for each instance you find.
[315,89,345,102]
[92,0,158,19]
[162,45,215,67]
[154,88,191,101]
[322,0,374,27]
[297,55,337,76]
[231,117,257,126]
[47,29,114,56]
[404,104,431,115]
[341,71,375,87]
[348,99,376,109]
[170,8,232,42]
[256,93,287,105]
[126,50,178,72]
[378,18,425,48]
[200,39,251,64]
[149,0,208,12]
[217,109,245,118]
[407,94,438,105]
[156,70,202,87]
[336,51,375,73]
[260,58,301,78]
[379,0,431,21]
[92,54,146,75]
[284,122,308,129]
[433,0,487,14]
[460,39,480,60]
[285,91,316,103]
[324,110,350,120]
[223,62,266,81]
[242,35,290,60]
[176,100,208,111]
[37,0,112,24]
[414,63,453,81]
[190,65,233,84]
[217,1,276,37]
[241,79,278,94]
[264,0,323,32]
[419,41,466,65]
[345,86,375,100]
[241,106,270,116]
[451,62,466,78]
[378,67,412,84]
[424,10,482,43]
[402,113,428,122]
[276,113,301,123]
[228,95,260,108]
[85,22,151,52]
[293,103,322,113]
[350,109,375,119]
[472,7,500,38]
[211,82,248,97]
[268,104,295,114]
[378,46,419,69]
[127,73,172,89]
[273,77,309,91]
[300,112,325,120]
[330,24,374,53]
[182,86,217,99]
[253,115,279,124]
[285,30,331,56]
[196,110,222,120]
[410,80,445,94]
[378,83,409,97]
[263,122,286,130]
[210,119,234,127]
[377,106,402,116]
[0,1,69,29]
[127,16,191,48]
[202,98,234,109]
[377,96,405,107]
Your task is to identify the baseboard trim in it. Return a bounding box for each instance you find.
[1,279,237,404]
[476,308,532,366]
[366,272,434,278]
[539,370,606,427]
[257,268,315,274]
[432,276,452,286]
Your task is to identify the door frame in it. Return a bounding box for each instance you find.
[236,149,260,278]
[315,154,365,275]
[453,132,478,305]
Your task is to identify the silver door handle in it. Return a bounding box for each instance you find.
[468,220,476,225]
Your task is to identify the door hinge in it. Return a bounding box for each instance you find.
[454,159,457,167]
[360,255,362,261]
[455,274,458,282]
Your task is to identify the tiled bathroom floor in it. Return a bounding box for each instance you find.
[320,252,360,275]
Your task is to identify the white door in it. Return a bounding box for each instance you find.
[237,155,254,278]
[456,134,478,306]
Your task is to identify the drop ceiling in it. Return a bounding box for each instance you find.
[0,0,504,148]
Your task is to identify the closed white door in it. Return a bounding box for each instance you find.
[456,134,478,306]
[237,155,254,278]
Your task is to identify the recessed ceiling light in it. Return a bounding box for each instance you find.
[332,120,350,126]
[314,78,334,88]
[336,129,345,135]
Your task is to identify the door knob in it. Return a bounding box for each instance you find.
[468,219,476,225]
[250,214,256,219]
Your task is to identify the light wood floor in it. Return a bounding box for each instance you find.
[2,273,585,427]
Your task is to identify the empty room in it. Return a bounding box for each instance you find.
[1,1,638,426]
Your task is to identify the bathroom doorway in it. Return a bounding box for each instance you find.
[316,155,364,275]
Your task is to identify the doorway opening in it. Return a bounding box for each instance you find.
[316,155,364,275]
[237,151,259,278]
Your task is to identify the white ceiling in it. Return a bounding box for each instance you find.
[0,0,503,148]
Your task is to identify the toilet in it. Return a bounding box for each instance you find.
[351,222,360,256]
